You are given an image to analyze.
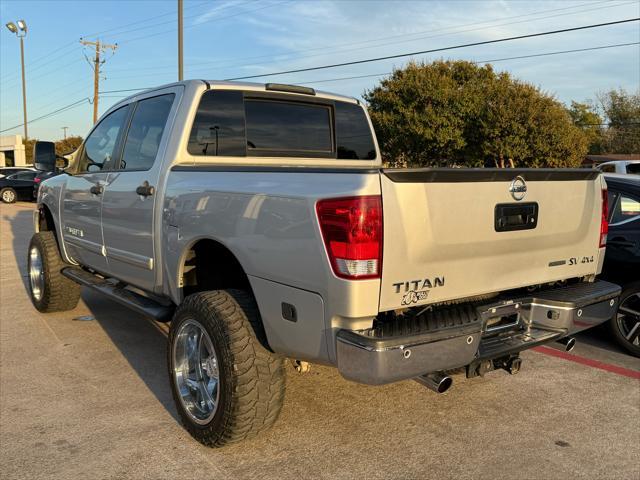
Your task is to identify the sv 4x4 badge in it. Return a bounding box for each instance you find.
[393,277,445,305]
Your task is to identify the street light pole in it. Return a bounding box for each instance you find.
[178,0,183,81]
[5,20,28,140]
[19,34,28,140]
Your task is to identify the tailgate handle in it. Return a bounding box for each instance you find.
[495,202,538,232]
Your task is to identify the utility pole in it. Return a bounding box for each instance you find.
[178,0,183,81]
[80,38,117,124]
[61,127,68,139]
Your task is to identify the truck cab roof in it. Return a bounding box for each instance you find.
[114,79,360,108]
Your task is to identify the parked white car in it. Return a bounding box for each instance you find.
[596,160,640,175]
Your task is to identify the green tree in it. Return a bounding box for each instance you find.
[55,135,83,155]
[364,60,588,167]
[597,88,640,153]
[567,101,604,154]
[22,137,37,164]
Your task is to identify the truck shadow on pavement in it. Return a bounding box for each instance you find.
[5,207,180,423]
[81,290,180,422]
[6,208,35,293]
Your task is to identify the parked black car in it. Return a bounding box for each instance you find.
[0,170,38,203]
[0,166,35,178]
[33,169,65,200]
[601,174,640,356]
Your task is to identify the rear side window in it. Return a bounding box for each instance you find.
[610,194,640,224]
[120,94,174,171]
[14,171,36,180]
[335,102,376,160]
[626,163,640,174]
[187,90,376,160]
[187,91,245,156]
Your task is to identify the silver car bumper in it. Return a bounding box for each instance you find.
[336,280,621,385]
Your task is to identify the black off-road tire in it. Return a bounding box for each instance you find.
[609,282,640,357]
[168,290,285,447]
[28,231,81,313]
[1,187,17,204]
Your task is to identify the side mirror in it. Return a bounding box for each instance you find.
[33,141,56,172]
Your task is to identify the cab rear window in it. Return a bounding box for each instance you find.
[187,90,376,160]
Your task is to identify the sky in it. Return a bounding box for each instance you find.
[0,0,639,140]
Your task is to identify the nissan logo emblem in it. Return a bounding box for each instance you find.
[509,176,527,201]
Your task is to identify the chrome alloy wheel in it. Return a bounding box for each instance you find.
[2,189,15,203]
[172,319,220,424]
[617,292,640,348]
[29,246,44,301]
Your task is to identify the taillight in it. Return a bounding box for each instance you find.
[34,177,41,183]
[600,188,608,248]
[316,196,383,280]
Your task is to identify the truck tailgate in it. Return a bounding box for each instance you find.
[379,169,605,311]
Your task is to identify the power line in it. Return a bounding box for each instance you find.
[0,98,89,134]
[82,1,210,40]
[96,40,639,97]
[191,0,638,74]
[117,0,291,45]
[225,17,640,81]
[297,42,640,86]
[103,0,634,77]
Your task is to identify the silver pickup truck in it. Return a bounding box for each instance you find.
[29,80,620,447]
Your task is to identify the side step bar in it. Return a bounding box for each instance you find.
[62,267,174,322]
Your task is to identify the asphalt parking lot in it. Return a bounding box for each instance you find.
[1,201,639,480]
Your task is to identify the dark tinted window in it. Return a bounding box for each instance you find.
[245,100,332,154]
[188,90,246,156]
[13,171,36,180]
[335,102,376,160]
[626,163,640,174]
[188,91,376,160]
[79,106,129,173]
[120,94,174,171]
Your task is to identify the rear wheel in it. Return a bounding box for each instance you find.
[168,290,285,447]
[28,231,81,313]
[609,282,640,357]
[1,187,17,203]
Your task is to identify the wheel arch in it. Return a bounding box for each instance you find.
[175,236,272,349]
[177,236,253,297]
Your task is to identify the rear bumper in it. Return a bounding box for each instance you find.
[336,280,620,385]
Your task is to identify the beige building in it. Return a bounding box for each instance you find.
[0,135,27,167]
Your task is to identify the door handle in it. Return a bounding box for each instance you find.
[90,185,104,195]
[136,181,155,197]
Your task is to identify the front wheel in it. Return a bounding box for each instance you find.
[168,290,285,447]
[1,187,17,203]
[28,231,81,313]
[609,282,640,357]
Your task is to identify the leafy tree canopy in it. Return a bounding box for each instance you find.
[568,101,605,154]
[364,60,588,168]
[55,136,83,156]
[597,88,640,154]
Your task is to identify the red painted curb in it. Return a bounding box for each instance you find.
[533,345,640,380]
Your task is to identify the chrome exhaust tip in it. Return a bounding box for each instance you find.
[415,373,453,394]
[554,336,576,352]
